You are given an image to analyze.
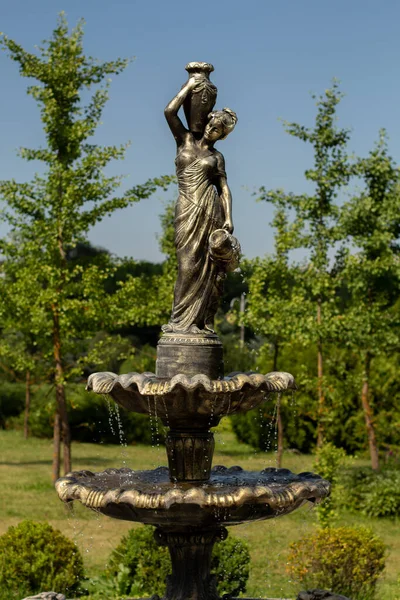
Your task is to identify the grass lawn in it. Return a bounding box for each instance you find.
[0,428,399,599]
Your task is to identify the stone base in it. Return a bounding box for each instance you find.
[156,333,224,379]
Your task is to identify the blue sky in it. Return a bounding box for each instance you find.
[0,0,399,262]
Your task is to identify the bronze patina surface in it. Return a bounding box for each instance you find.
[55,466,330,528]
[87,370,296,428]
[156,333,224,379]
[87,369,296,480]
[162,65,238,337]
[183,62,217,134]
[55,62,332,600]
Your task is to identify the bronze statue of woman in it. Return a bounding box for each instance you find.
[162,71,239,335]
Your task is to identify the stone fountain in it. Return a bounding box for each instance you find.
[55,62,330,600]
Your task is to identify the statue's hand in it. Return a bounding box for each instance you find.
[180,77,199,95]
[188,74,205,92]
[223,220,234,234]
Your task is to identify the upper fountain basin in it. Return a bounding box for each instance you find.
[56,465,330,529]
[87,371,296,429]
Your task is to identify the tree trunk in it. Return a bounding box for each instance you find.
[316,300,324,447]
[52,409,61,483]
[361,353,379,471]
[52,306,72,475]
[57,381,71,474]
[273,342,284,468]
[23,370,31,439]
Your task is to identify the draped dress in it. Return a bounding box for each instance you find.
[165,146,226,333]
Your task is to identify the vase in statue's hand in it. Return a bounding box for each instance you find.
[183,62,217,134]
[209,229,241,273]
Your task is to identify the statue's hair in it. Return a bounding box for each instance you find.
[207,107,237,140]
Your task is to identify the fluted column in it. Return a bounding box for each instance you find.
[155,528,227,600]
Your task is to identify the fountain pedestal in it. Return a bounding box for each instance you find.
[156,528,227,600]
[156,334,224,380]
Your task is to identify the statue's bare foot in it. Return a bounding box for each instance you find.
[188,324,203,334]
[161,323,173,333]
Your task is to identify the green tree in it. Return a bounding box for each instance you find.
[245,202,302,465]
[157,199,178,320]
[158,199,177,270]
[340,131,400,470]
[0,328,42,439]
[0,235,52,439]
[113,199,177,331]
[0,15,171,480]
[258,81,353,445]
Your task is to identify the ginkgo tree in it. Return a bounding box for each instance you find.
[245,200,304,466]
[257,82,354,445]
[0,14,172,481]
[340,131,400,470]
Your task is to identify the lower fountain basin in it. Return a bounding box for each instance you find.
[56,465,330,528]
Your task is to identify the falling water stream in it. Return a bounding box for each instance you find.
[104,395,116,437]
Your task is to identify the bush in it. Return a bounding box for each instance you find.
[362,471,400,517]
[13,383,163,445]
[107,527,171,597]
[341,466,400,517]
[0,520,84,597]
[210,535,250,596]
[119,343,157,374]
[287,526,386,600]
[231,401,316,454]
[313,442,346,529]
[106,526,250,598]
[0,382,25,428]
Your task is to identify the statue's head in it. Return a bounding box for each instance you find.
[204,108,237,142]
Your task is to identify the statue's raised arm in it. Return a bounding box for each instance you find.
[164,78,195,145]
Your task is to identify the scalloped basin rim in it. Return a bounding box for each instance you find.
[86,370,297,396]
[56,465,330,512]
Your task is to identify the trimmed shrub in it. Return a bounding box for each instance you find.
[211,535,250,596]
[287,526,386,600]
[0,520,84,597]
[107,527,171,597]
[106,526,250,598]
[341,466,400,517]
